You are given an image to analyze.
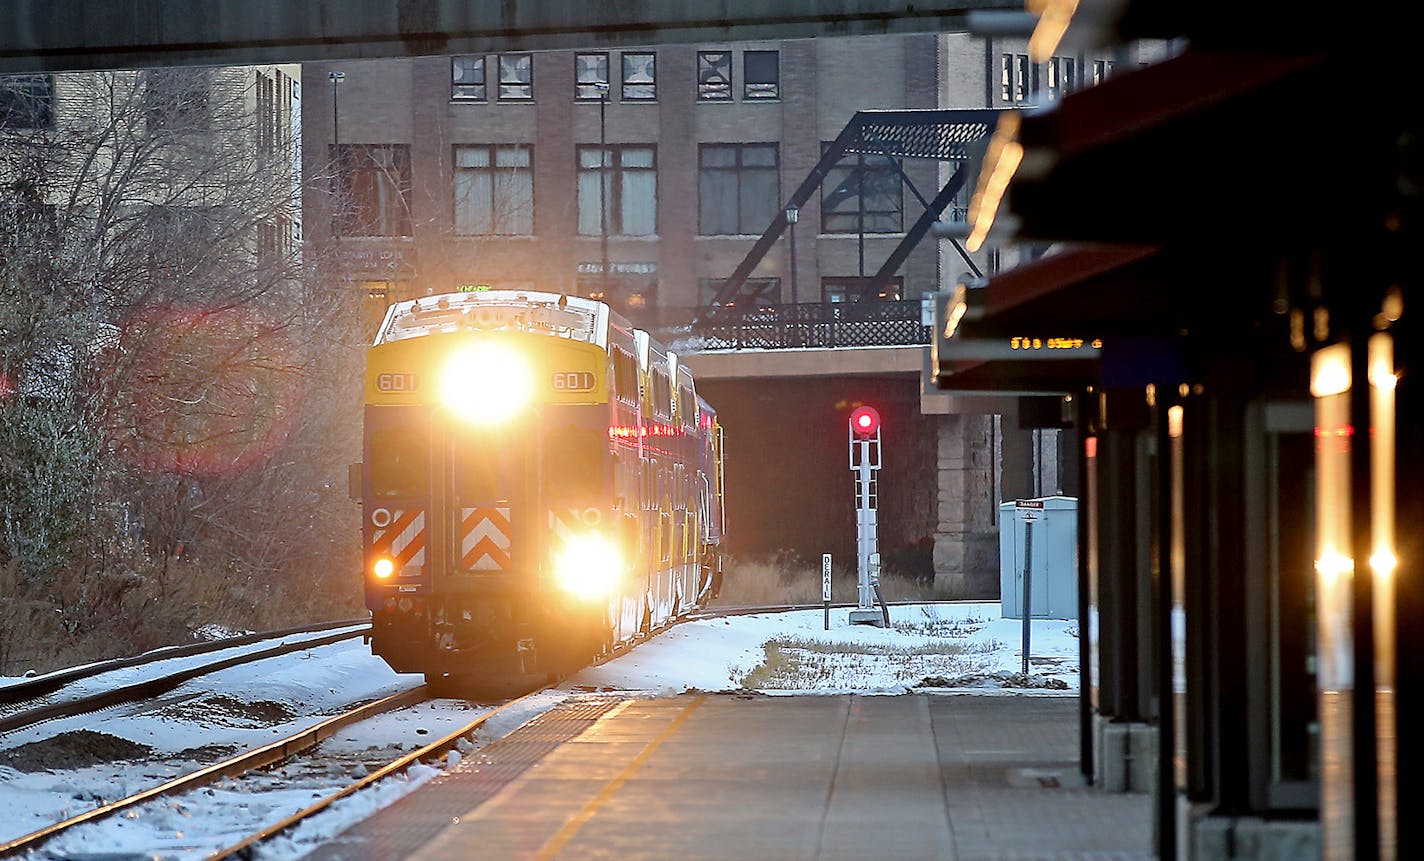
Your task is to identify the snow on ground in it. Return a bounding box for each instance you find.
[566,601,1078,696]
[0,601,1077,860]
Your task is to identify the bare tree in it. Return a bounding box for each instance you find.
[1,67,362,667]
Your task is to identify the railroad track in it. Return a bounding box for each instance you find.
[0,600,966,859]
[0,619,370,738]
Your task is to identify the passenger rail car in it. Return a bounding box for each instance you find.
[357,291,725,684]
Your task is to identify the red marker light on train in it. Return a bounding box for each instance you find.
[850,406,881,438]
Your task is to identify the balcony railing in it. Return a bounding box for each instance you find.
[670,300,929,350]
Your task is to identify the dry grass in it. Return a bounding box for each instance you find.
[710,552,948,609]
[0,555,363,676]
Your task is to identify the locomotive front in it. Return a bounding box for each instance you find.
[359,293,626,684]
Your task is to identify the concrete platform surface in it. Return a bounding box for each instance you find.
[309,693,1153,861]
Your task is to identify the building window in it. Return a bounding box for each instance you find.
[256,69,292,158]
[331,144,413,237]
[698,143,779,235]
[0,74,54,129]
[1000,53,1035,103]
[498,53,533,101]
[578,145,657,236]
[1046,57,1076,101]
[1092,59,1110,86]
[622,52,656,101]
[821,148,902,234]
[359,280,408,341]
[576,53,609,100]
[1016,55,1031,101]
[451,56,486,101]
[577,272,658,322]
[258,215,295,269]
[743,50,779,100]
[701,277,780,308]
[454,144,534,235]
[144,67,210,133]
[697,51,733,101]
[821,276,903,303]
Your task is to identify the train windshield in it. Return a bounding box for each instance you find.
[544,426,605,500]
[369,429,429,498]
[451,433,517,501]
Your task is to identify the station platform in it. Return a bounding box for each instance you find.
[308,693,1152,861]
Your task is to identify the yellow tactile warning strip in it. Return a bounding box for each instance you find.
[530,694,705,860]
[299,697,626,861]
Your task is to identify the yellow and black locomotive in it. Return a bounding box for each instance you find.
[357,290,725,686]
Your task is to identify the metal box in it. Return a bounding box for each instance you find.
[999,496,1078,619]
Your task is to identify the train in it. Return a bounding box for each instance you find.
[356,290,726,688]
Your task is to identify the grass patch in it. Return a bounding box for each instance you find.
[739,635,999,691]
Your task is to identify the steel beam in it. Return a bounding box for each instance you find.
[0,0,1020,73]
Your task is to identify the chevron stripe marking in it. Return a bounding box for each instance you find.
[371,507,421,556]
[463,535,512,570]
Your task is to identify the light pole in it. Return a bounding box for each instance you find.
[785,205,799,306]
[595,81,610,303]
[329,70,345,239]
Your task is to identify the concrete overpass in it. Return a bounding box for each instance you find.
[680,343,1062,596]
[0,0,1023,72]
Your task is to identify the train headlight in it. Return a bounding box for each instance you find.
[373,558,395,579]
[438,342,533,425]
[553,534,623,599]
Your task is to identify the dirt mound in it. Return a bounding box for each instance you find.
[159,694,295,726]
[0,729,153,772]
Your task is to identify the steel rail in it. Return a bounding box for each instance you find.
[0,617,370,704]
[210,689,545,860]
[0,686,428,859]
[210,599,974,858]
[0,626,369,736]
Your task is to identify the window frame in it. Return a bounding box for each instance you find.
[819,146,904,235]
[821,275,904,303]
[575,52,610,101]
[577,144,658,237]
[698,142,781,236]
[742,50,780,100]
[330,143,414,238]
[452,143,536,236]
[697,50,733,102]
[451,55,487,102]
[621,51,657,102]
[497,53,534,102]
[0,73,55,129]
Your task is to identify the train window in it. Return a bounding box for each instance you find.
[451,435,513,501]
[612,350,637,404]
[545,427,605,499]
[660,510,672,563]
[369,430,428,498]
[678,386,695,428]
[652,371,672,417]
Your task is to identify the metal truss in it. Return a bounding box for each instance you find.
[698,108,1000,325]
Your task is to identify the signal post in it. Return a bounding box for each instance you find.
[848,406,887,626]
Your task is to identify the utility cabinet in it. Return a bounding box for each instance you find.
[999,496,1078,620]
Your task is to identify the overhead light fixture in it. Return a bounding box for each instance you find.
[966,112,1024,252]
[1027,0,1079,62]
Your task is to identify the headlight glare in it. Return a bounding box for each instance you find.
[373,558,395,579]
[553,534,623,599]
[438,342,533,425]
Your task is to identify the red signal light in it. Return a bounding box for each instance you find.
[850,406,881,438]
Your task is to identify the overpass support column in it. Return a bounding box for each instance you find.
[932,413,997,597]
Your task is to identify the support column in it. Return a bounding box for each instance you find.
[932,412,997,597]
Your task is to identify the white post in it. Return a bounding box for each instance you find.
[849,409,884,626]
[822,553,832,630]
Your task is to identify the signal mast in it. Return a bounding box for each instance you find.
[848,406,888,626]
